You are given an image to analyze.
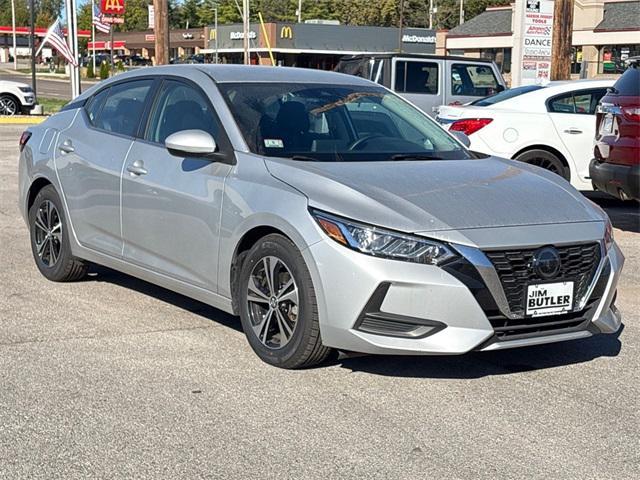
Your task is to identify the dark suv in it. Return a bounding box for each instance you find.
[590,60,640,201]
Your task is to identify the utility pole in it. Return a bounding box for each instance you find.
[398,0,404,53]
[153,0,169,64]
[551,0,574,80]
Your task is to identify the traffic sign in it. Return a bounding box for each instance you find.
[101,0,126,15]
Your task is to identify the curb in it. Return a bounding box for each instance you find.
[0,116,47,124]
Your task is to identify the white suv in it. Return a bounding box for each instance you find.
[0,80,36,115]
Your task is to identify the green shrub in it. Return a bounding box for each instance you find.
[86,61,94,79]
[99,61,109,80]
[116,60,125,72]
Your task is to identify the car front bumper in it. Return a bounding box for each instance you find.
[305,231,624,356]
[590,158,640,201]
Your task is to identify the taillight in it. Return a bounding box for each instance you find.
[449,118,493,136]
[622,106,640,122]
[19,131,32,152]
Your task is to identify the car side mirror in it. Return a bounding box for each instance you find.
[496,85,506,93]
[450,130,471,148]
[165,129,217,157]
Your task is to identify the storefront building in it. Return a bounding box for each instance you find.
[204,22,436,69]
[443,0,640,84]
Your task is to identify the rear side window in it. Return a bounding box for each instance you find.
[84,88,110,125]
[93,79,154,137]
[451,64,499,97]
[394,61,439,94]
[548,89,608,115]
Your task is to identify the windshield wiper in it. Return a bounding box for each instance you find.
[290,155,320,162]
[390,154,445,161]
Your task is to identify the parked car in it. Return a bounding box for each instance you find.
[436,80,614,191]
[0,79,36,115]
[80,53,110,67]
[335,53,506,117]
[125,55,152,67]
[590,61,640,201]
[18,65,623,368]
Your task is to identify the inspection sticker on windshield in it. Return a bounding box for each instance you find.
[264,139,284,148]
[526,282,574,317]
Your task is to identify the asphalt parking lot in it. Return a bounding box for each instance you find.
[1,124,639,479]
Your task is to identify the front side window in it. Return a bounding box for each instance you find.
[394,61,439,94]
[85,88,110,125]
[146,80,221,144]
[218,82,470,162]
[93,79,154,137]
[451,63,500,97]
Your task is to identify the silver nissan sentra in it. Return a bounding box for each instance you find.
[18,65,624,368]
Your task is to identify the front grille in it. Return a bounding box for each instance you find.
[485,243,601,317]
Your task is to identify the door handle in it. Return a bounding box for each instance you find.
[126,160,148,176]
[563,128,583,135]
[59,139,74,153]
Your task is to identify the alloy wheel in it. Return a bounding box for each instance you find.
[0,96,18,116]
[247,255,299,349]
[530,156,560,174]
[33,200,63,267]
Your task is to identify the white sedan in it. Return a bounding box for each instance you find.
[0,79,36,116]
[436,79,614,191]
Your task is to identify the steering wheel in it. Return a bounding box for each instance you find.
[348,134,384,151]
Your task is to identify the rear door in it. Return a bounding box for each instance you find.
[55,78,155,256]
[391,57,443,116]
[121,77,233,291]
[446,61,503,107]
[548,88,608,184]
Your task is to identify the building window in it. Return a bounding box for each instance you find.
[600,45,640,74]
[480,48,512,74]
[571,47,583,75]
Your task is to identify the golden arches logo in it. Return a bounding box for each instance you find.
[209,29,217,41]
[103,0,124,13]
[280,26,293,39]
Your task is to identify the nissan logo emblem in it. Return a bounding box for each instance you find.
[531,246,562,279]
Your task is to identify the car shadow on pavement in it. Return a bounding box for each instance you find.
[84,265,244,333]
[584,192,639,233]
[336,328,623,378]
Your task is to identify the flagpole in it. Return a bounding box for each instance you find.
[11,0,17,69]
[29,0,36,96]
[92,0,96,75]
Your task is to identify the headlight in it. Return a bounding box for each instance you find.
[18,86,33,93]
[604,217,614,251]
[311,209,456,265]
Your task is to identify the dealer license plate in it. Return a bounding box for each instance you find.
[601,114,614,135]
[525,282,574,317]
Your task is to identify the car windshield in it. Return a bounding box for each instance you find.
[218,82,471,162]
[471,85,544,106]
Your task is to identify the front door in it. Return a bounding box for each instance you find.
[121,79,233,291]
[55,79,154,256]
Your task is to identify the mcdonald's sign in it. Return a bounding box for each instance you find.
[101,0,125,15]
[209,29,217,41]
[280,26,293,39]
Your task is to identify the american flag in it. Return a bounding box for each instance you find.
[37,19,77,66]
[93,4,111,34]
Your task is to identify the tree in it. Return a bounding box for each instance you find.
[180,0,202,27]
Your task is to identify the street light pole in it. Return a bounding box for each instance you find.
[297,0,302,23]
[459,0,464,25]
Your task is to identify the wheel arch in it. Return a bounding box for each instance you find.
[27,177,54,213]
[512,144,571,181]
[230,225,294,315]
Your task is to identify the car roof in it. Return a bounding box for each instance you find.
[339,53,496,63]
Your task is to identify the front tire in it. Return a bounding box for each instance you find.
[28,185,87,282]
[515,149,569,181]
[0,94,19,116]
[238,234,332,369]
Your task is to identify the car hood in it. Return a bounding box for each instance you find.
[264,156,604,233]
[0,80,30,89]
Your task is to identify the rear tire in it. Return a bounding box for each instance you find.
[238,234,332,369]
[28,185,87,282]
[515,149,569,181]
